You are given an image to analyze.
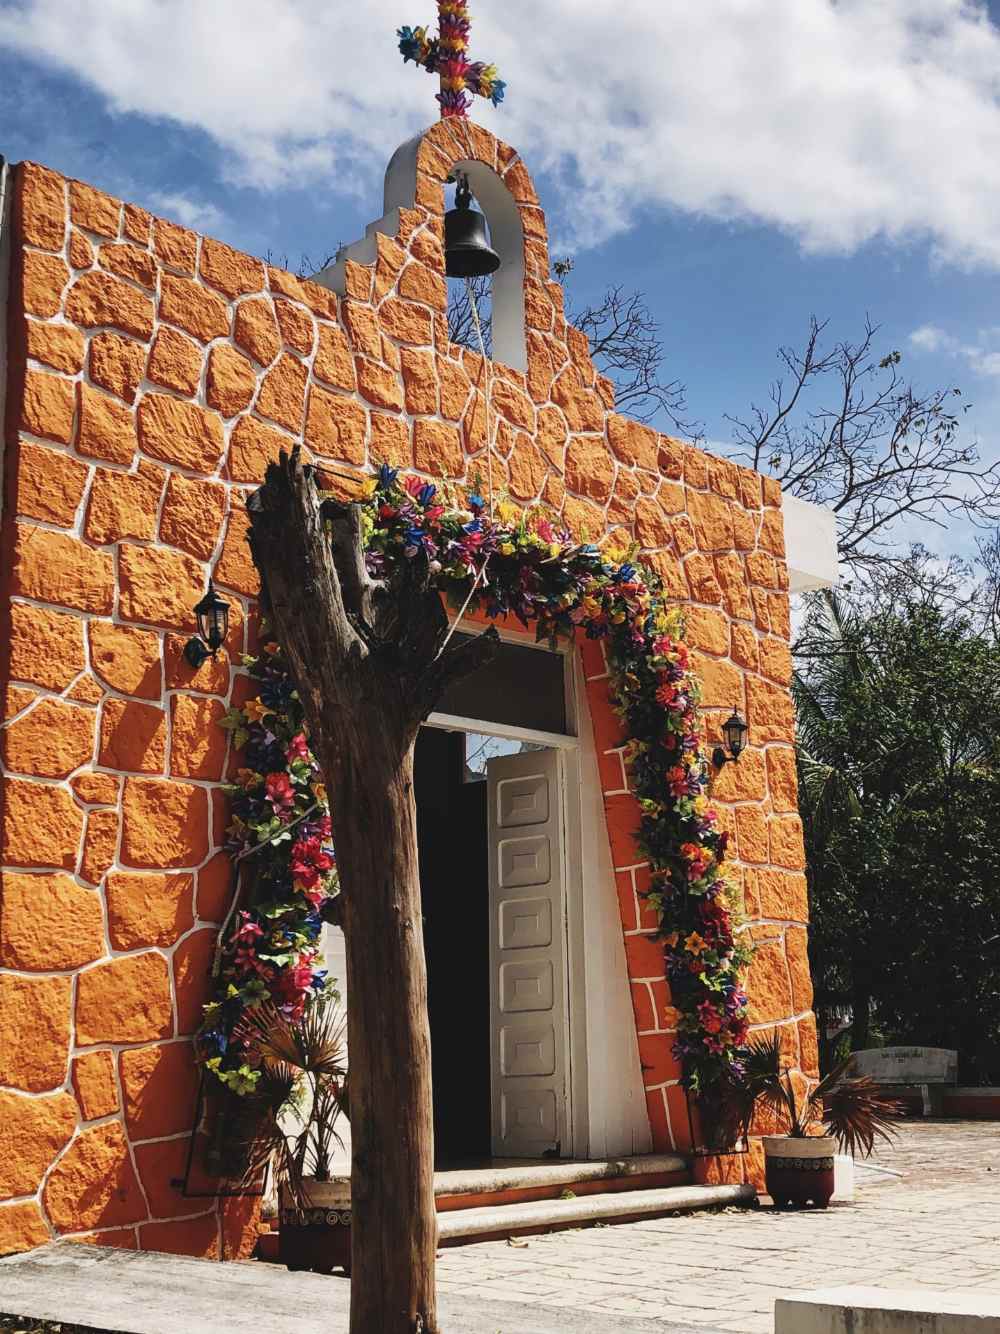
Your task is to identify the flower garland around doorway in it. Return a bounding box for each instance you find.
[196,466,751,1104]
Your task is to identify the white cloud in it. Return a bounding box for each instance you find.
[148,191,225,233]
[3,1,1000,264]
[909,323,1000,377]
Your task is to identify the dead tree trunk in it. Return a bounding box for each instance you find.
[247,451,496,1334]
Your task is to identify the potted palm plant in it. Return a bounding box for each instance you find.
[236,998,351,1273]
[743,1035,902,1207]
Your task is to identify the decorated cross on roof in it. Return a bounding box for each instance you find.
[398,1,506,118]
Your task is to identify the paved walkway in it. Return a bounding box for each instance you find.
[434,1120,1000,1331]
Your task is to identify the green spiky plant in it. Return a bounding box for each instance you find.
[742,1034,902,1157]
[231,997,348,1210]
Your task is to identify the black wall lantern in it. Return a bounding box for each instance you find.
[713,708,749,768]
[184,580,230,668]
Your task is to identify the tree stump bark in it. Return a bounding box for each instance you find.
[247,451,496,1333]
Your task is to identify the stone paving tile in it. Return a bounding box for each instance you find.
[436,1121,1000,1331]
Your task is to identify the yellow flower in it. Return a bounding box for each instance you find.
[243,698,272,723]
[499,541,515,556]
[313,781,327,805]
[684,931,708,956]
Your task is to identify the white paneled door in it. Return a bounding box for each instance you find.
[487,748,570,1157]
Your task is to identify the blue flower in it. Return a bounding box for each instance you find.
[417,483,437,507]
[468,492,484,513]
[310,969,328,991]
[378,463,399,490]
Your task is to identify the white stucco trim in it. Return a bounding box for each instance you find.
[782,493,839,592]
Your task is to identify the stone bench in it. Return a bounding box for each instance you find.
[775,1287,1000,1332]
[849,1046,958,1116]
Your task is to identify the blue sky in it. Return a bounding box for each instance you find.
[2,1,999,565]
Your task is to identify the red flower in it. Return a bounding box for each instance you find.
[286,733,310,762]
[265,772,295,811]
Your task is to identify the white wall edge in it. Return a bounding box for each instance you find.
[782,492,839,592]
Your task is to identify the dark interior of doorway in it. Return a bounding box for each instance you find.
[415,726,491,1165]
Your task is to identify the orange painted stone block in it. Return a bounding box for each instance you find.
[229,415,299,486]
[7,602,85,690]
[119,543,206,631]
[18,161,66,250]
[757,869,809,922]
[0,1202,50,1258]
[214,507,257,597]
[66,271,153,339]
[644,1087,673,1152]
[67,674,103,705]
[106,871,194,950]
[304,385,367,465]
[121,777,209,869]
[0,872,104,970]
[76,951,173,1045]
[355,357,403,412]
[20,368,75,444]
[274,298,315,356]
[69,228,94,269]
[20,251,69,318]
[89,331,147,404]
[89,620,161,698]
[745,674,795,743]
[735,806,769,864]
[100,242,156,290]
[123,202,151,245]
[624,931,667,982]
[196,852,233,923]
[637,1032,682,1089]
[170,695,227,781]
[746,935,793,1025]
[564,436,614,504]
[604,792,643,870]
[2,777,83,870]
[769,813,805,870]
[99,696,167,774]
[798,1013,820,1077]
[133,1136,199,1220]
[160,473,227,561]
[25,320,85,375]
[77,382,138,464]
[200,236,264,298]
[72,1050,119,1120]
[379,296,433,346]
[206,344,257,418]
[369,412,410,467]
[606,415,658,471]
[71,772,120,806]
[163,633,231,697]
[710,747,767,803]
[44,1122,147,1232]
[786,926,813,1013]
[313,323,356,391]
[234,296,281,367]
[765,746,798,812]
[398,260,446,311]
[137,393,224,474]
[690,652,743,710]
[80,807,118,886]
[173,927,216,1035]
[687,489,735,551]
[85,460,165,545]
[400,347,437,415]
[683,605,730,657]
[256,353,307,432]
[147,326,202,397]
[69,179,119,235]
[12,437,88,525]
[120,1041,199,1141]
[140,1214,219,1258]
[159,273,229,343]
[154,217,197,273]
[0,973,71,1091]
[0,1089,77,1198]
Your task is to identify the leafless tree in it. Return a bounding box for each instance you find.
[447,261,695,434]
[724,316,1000,580]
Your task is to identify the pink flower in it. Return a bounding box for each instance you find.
[286,733,310,762]
[265,772,295,811]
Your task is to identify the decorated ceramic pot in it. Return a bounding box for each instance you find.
[763,1135,835,1208]
[279,1178,351,1274]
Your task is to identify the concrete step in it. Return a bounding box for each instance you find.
[434,1152,690,1211]
[437,1181,756,1244]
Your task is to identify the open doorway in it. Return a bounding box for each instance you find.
[415,629,576,1166]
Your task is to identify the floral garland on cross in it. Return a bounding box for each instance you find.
[196,467,752,1108]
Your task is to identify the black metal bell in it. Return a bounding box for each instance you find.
[444,177,500,279]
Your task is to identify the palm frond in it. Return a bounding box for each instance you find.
[817,1075,903,1157]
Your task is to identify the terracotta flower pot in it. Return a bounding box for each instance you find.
[279,1178,351,1275]
[763,1135,836,1208]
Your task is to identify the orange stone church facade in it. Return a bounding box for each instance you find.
[0,121,815,1259]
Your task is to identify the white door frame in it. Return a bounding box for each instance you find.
[424,620,583,1156]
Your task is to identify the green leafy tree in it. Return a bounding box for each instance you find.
[794,587,1000,1079]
